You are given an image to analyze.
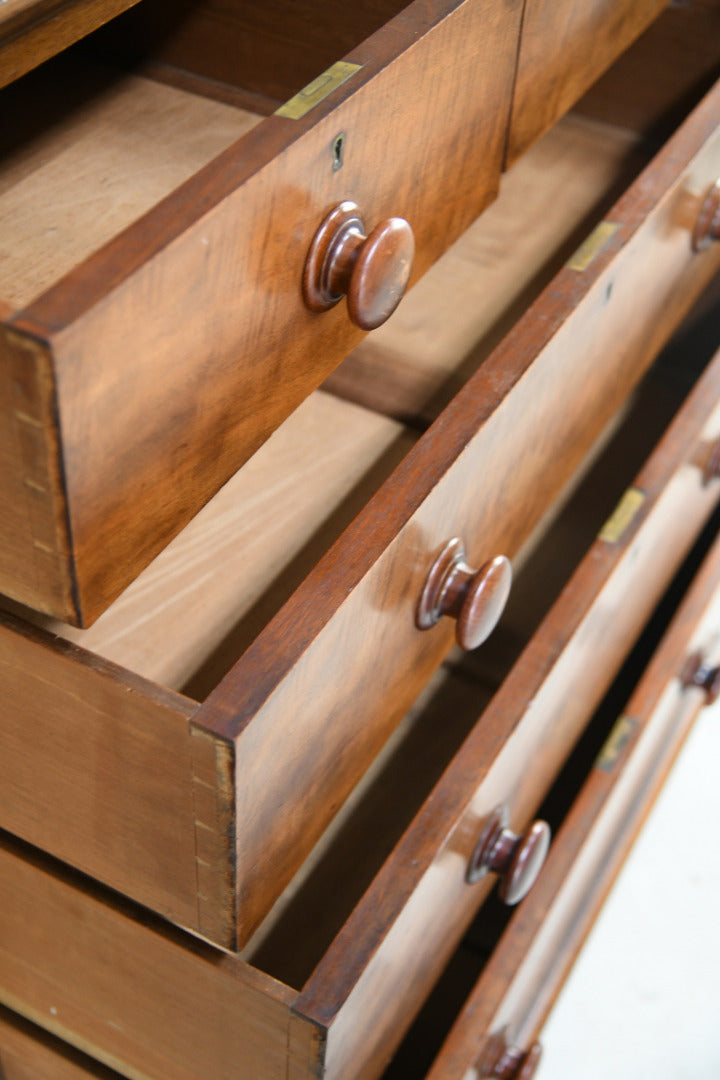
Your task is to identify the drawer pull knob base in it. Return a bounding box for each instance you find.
[681,651,720,704]
[416,538,512,650]
[478,1034,543,1080]
[303,200,414,329]
[692,179,720,251]
[467,807,550,904]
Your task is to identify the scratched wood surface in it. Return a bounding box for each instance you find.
[1,343,718,1080]
[1,79,718,952]
[0,836,318,1080]
[0,388,410,949]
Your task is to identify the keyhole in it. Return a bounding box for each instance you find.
[332,132,345,171]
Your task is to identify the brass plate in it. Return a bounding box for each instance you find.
[595,714,639,773]
[598,487,646,544]
[566,221,620,272]
[275,62,362,120]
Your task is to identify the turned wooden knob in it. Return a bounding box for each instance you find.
[480,1040,543,1080]
[700,437,720,485]
[467,808,550,904]
[681,651,720,704]
[692,179,720,251]
[416,538,512,651]
[303,200,414,329]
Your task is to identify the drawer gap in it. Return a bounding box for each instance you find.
[323,110,657,428]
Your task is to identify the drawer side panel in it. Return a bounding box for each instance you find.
[0,614,201,934]
[0,324,75,621]
[0,838,308,1080]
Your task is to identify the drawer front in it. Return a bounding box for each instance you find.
[506,0,668,163]
[290,343,720,1080]
[196,79,720,942]
[1,0,522,625]
[423,534,720,1080]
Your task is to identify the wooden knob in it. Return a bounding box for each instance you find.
[681,650,720,704]
[480,1039,543,1080]
[692,179,720,251]
[303,200,414,329]
[416,538,512,651]
[467,808,550,905]
[700,437,720,486]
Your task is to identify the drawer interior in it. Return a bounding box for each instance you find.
[0,58,262,311]
[0,1,412,313]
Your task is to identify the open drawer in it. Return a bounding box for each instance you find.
[416,535,720,1080]
[1,76,720,953]
[1,335,720,1080]
[0,0,522,625]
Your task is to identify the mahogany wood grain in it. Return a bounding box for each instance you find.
[0,0,141,88]
[290,343,720,1080]
[0,306,74,619]
[0,1005,122,1080]
[194,80,720,943]
[324,114,652,425]
[0,837,318,1080]
[506,0,669,164]
[0,611,202,932]
[2,0,521,624]
[29,391,411,692]
[2,501,715,1080]
[577,0,720,138]
[90,0,408,105]
[2,78,719,954]
[1,353,719,1080]
[424,538,720,1080]
[0,390,410,949]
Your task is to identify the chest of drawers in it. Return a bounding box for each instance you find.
[1,2,720,1078]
